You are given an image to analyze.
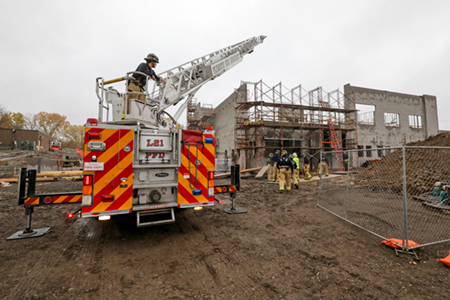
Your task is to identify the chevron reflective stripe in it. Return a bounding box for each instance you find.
[24,197,39,206]
[81,127,134,216]
[52,195,82,204]
[213,186,237,194]
[178,131,215,205]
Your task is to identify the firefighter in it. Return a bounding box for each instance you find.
[267,153,274,182]
[343,151,349,171]
[303,153,312,180]
[272,150,281,182]
[289,154,294,178]
[277,150,293,193]
[292,152,300,188]
[319,153,330,176]
[124,53,164,118]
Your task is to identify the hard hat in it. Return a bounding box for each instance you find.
[302,153,307,157]
[276,150,281,154]
[145,53,159,63]
[269,153,273,157]
[282,150,288,155]
[435,182,442,187]
[293,152,298,157]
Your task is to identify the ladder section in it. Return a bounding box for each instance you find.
[327,119,344,170]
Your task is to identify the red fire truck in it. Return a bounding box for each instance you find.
[8,36,265,240]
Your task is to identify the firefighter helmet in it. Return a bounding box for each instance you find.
[276,150,281,154]
[289,154,293,159]
[269,153,273,157]
[145,53,159,63]
[282,150,288,155]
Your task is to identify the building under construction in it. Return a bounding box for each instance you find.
[188,80,358,170]
[187,80,439,170]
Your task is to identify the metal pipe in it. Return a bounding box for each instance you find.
[402,146,409,251]
[102,77,126,85]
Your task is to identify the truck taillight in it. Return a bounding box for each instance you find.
[207,171,214,196]
[82,175,93,206]
[83,175,93,186]
[88,132,101,139]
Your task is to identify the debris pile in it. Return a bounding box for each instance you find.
[355,132,450,195]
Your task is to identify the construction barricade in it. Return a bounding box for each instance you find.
[318,146,450,253]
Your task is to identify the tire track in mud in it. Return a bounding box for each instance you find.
[6,217,102,300]
[167,211,281,300]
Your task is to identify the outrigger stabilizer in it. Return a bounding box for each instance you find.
[6,168,82,241]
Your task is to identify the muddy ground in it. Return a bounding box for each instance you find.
[1,177,450,300]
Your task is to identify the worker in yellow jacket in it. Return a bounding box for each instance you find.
[292,152,300,188]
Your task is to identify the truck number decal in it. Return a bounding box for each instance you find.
[145,152,166,159]
[147,139,164,147]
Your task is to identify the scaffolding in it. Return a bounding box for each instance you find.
[234,80,358,168]
[186,98,215,130]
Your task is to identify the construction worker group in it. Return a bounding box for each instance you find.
[267,151,329,193]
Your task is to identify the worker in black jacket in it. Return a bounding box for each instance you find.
[303,153,312,180]
[128,53,163,102]
[271,150,281,182]
[277,150,293,193]
[319,153,330,176]
[343,151,349,171]
[267,153,274,182]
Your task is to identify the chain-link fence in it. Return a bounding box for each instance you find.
[318,147,450,251]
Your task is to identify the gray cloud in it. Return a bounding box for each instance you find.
[1,0,449,128]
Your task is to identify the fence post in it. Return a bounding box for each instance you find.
[345,155,350,220]
[402,146,409,251]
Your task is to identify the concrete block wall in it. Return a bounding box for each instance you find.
[344,84,438,167]
[213,84,247,167]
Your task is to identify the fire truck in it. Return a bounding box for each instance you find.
[50,141,61,151]
[8,36,266,240]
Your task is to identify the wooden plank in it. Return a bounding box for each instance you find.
[214,167,262,179]
[37,171,82,177]
[255,165,268,178]
[0,177,58,183]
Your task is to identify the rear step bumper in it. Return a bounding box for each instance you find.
[136,208,175,227]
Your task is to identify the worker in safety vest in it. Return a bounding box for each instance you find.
[319,153,330,176]
[303,153,312,180]
[267,153,274,182]
[343,151,349,171]
[272,150,281,182]
[277,150,293,193]
[292,152,300,188]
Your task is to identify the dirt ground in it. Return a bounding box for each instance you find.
[1,176,450,300]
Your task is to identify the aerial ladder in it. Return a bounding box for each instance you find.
[9,36,266,240]
[98,35,267,128]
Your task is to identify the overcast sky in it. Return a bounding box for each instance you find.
[1,0,450,129]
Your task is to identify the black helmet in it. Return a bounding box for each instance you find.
[145,53,159,63]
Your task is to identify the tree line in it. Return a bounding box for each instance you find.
[0,105,83,149]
